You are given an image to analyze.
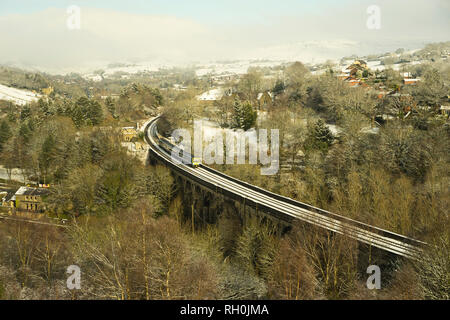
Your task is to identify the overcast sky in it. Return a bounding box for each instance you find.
[0,0,449,72]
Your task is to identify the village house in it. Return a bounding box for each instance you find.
[440,105,450,117]
[1,191,15,209]
[122,140,146,153]
[403,72,413,79]
[346,60,368,77]
[42,86,54,96]
[338,59,371,82]
[121,126,138,142]
[345,78,362,87]
[120,123,147,162]
[350,60,368,69]
[257,91,273,110]
[403,78,420,85]
[134,141,145,151]
[337,71,351,80]
[385,92,415,114]
[9,186,50,213]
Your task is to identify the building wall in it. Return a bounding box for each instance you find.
[122,128,137,142]
[15,195,44,212]
[258,93,273,110]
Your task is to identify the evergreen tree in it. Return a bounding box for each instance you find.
[18,122,32,144]
[71,97,103,127]
[38,99,52,117]
[314,119,334,146]
[7,102,17,123]
[105,97,116,118]
[241,102,257,131]
[306,119,334,152]
[39,134,56,183]
[0,120,12,153]
[71,97,89,127]
[232,98,257,131]
[272,79,285,96]
[232,98,244,129]
[71,105,85,128]
[150,88,164,105]
[88,100,103,125]
[20,105,31,121]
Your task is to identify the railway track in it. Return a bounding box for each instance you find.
[0,213,67,228]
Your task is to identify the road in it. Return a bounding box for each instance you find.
[145,117,426,259]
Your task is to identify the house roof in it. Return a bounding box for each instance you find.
[257,92,273,100]
[403,78,420,82]
[1,191,15,202]
[14,186,50,197]
[121,127,136,133]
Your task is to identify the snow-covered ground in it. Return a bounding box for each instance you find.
[197,88,224,101]
[200,119,259,152]
[0,84,41,106]
[103,63,168,77]
[325,124,343,136]
[83,74,103,82]
[241,40,360,64]
[311,69,328,76]
[195,60,285,77]
[367,60,385,71]
[0,166,29,183]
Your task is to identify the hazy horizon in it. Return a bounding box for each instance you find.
[0,0,449,73]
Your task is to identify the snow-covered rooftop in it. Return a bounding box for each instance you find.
[257,92,273,100]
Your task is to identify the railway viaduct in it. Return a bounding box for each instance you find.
[144,117,426,261]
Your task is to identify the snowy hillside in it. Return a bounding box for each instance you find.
[0,84,41,105]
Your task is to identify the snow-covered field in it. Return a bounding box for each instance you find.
[366,60,385,71]
[103,63,164,76]
[82,74,103,82]
[0,84,41,105]
[195,60,285,77]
